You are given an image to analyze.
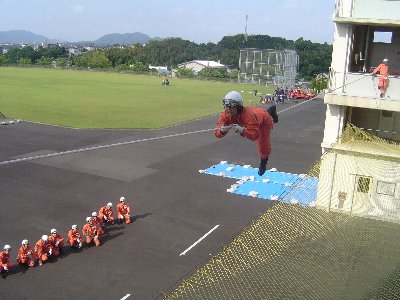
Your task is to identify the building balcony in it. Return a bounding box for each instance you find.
[325,72,400,112]
[334,0,400,26]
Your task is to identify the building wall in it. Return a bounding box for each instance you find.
[352,0,400,20]
[317,151,400,221]
[321,104,346,150]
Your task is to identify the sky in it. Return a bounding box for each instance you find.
[0,0,335,44]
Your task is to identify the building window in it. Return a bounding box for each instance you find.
[373,31,392,44]
[357,176,371,193]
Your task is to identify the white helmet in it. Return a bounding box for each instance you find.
[222,91,243,108]
[22,239,29,245]
[120,196,125,202]
[42,235,49,241]
[86,217,92,222]
[4,244,11,250]
[72,224,78,230]
[51,228,57,234]
[92,212,98,217]
[383,58,389,62]
[107,202,112,207]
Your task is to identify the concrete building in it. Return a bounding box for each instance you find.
[317,0,400,222]
[176,60,226,75]
[149,65,171,76]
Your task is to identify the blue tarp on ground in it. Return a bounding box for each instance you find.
[200,161,318,206]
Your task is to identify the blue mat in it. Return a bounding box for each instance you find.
[200,161,318,206]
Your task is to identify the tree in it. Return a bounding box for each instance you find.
[73,51,111,69]
[130,61,149,72]
[19,58,32,65]
[0,55,8,65]
[36,56,53,65]
[175,66,193,77]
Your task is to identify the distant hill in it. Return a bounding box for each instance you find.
[0,30,52,44]
[93,32,162,46]
[0,30,163,46]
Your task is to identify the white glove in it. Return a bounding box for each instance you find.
[220,124,232,133]
[232,124,245,134]
[39,260,43,266]
[48,248,52,255]
[78,243,82,248]
[4,266,8,271]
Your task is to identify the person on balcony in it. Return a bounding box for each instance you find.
[372,58,390,98]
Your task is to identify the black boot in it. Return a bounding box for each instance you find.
[258,158,268,176]
[267,105,278,123]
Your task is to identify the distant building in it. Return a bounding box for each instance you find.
[149,65,171,76]
[68,47,82,56]
[177,60,227,75]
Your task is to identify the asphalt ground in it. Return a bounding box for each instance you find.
[0,96,326,299]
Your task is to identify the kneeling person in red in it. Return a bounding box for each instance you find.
[68,225,83,249]
[17,239,36,268]
[35,235,57,266]
[99,202,115,225]
[0,245,14,277]
[117,196,132,224]
[49,228,65,256]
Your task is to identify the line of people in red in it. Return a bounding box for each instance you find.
[0,196,132,278]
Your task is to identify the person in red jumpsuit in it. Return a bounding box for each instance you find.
[117,196,132,224]
[372,58,390,98]
[0,245,14,277]
[91,212,105,236]
[49,228,65,256]
[68,225,83,249]
[35,235,57,265]
[16,239,36,268]
[215,91,276,176]
[82,217,101,247]
[99,202,115,225]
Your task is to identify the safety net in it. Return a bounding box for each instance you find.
[164,123,400,300]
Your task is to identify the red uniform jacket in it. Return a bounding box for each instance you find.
[49,233,65,248]
[17,245,36,262]
[117,203,131,216]
[82,223,98,238]
[99,206,114,220]
[68,229,82,244]
[372,63,389,78]
[34,240,51,258]
[215,106,274,159]
[0,251,12,267]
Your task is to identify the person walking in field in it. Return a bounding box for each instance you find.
[372,58,390,98]
[215,91,277,176]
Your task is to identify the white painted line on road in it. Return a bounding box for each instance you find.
[120,294,131,300]
[180,225,220,256]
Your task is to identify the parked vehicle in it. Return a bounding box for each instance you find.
[290,88,316,100]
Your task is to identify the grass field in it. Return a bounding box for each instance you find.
[0,67,273,128]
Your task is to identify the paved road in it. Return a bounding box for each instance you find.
[0,97,326,299]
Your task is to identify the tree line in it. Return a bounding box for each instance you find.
[0,34,332,81]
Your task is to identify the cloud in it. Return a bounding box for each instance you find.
[72,5,84,13]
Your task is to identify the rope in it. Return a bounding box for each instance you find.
[0,97,316,166]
